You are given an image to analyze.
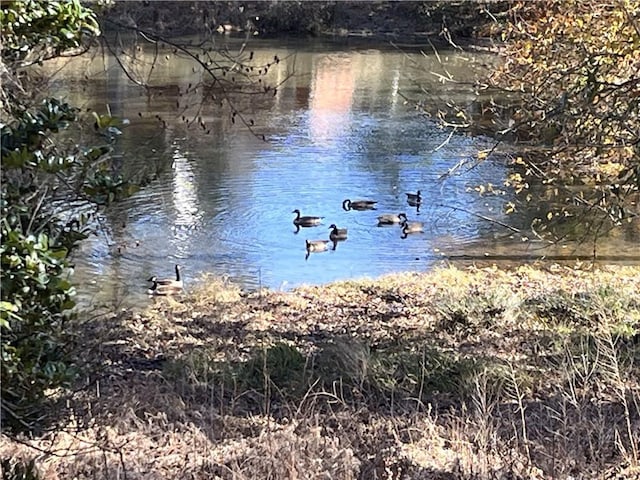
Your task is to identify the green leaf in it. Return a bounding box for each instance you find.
[0,302,18,313]
[49,248,68,261]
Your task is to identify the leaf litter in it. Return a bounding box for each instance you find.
[2,264,640,479]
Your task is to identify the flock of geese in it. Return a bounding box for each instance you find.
[147,190,423,295]
[296,190,424,259]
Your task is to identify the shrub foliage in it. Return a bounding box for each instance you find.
[0,0,110,433]
[490,0,640,242]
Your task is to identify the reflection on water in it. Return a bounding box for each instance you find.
[309,54,355,144]
[44,37,638,307]
[170,147,203,255]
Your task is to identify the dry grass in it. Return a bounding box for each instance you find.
[2,265,640,479]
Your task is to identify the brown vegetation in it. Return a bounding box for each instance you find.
[2,265,639,479]
[103,1,502,40]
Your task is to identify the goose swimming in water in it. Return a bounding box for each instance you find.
[342,199,377,211]
[148,264,183,289]
[147,277,183,296]
[377,212,407,225]
[328,224,348,241]
[292,209,324,227]
[406,190,422,205]
[400,220,424,238]
[305,239,330,252]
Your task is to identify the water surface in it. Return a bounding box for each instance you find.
[44,36,639,306]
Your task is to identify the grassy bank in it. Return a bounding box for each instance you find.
[2,265,639,479]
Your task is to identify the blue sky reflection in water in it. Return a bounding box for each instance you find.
[59,40,516,304]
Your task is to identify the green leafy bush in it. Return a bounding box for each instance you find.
[0,0,109,433]
[0,100,91,432]
[0,0,100,66]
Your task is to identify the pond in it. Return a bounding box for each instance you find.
[45,36,639,306]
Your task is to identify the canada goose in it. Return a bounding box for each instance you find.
[147,264,183,288]
[377,212,407,225]
[342,199,377,211]
[305,239,330,252]
[292,209,323,227]
[401,221,424,238]
[406,190,422,204]
[147,278,183,296]
[328,224,348,241]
